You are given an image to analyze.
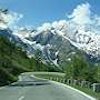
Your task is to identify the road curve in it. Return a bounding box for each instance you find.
[0,73,96,100]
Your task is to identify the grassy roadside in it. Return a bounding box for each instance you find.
[69,85,100,100]
[32,72,100,100]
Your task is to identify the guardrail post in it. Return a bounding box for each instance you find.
[67,79,71,85]
[60,79,62,83]
[73,80,78,85]
[63,79,65,83]
[92,83,100,92]
[50,77,52,80]
[81,81,87,88]
[87,82,91,88]
[56,77,59,82]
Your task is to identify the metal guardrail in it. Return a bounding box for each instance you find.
[19,72,100,93]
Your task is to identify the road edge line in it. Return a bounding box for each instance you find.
[51,81,96,100]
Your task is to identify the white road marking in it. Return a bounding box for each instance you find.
[51,81,96,100]
[18,96,25,100]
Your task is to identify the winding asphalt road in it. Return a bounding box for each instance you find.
[0,73,96,100]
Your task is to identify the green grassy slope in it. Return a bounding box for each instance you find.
[0,36,49,86]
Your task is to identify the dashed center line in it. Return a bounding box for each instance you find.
[18,96,25,100]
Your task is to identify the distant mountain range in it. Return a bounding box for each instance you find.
[0,9,100,69]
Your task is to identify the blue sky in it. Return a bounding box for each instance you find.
[0,0,100,27]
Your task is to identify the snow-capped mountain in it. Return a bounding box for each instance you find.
[12,20,100,60]
[0,3,100,68]
[12,27,77,67]
[9,22,100,68]
[0,20,99,68]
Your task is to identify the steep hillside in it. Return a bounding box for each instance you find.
[0,36,51,86]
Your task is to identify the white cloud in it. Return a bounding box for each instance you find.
[65,2,100,35]
[36,20,68,36]
[3,2,100,38]
[36,2,100,36]
[0,9,23,29]
[52,20,67,31]
[68,3,92,25]
[37,23,52,31]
